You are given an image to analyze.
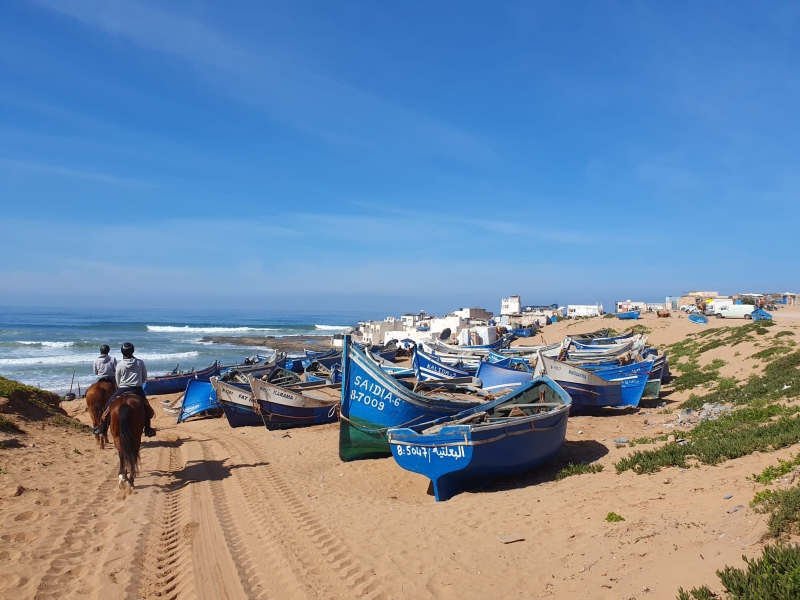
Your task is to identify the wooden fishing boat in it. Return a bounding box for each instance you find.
[413,348,471,381]
[176,379,222,423]
[534,354,624,407]
[569,328,610,341]
[387,375,571,501]
[249,377,339,430]
[688,313,708,325]
[427,336,509,356]
[211,376,263,428]
[571,331,634,345]
[339,336,483,461]
[475,361,533,393]
[615,310,640,320]
[577,360,653,408]
[143,360,220,395]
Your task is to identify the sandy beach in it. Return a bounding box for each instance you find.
[2,306,799,599]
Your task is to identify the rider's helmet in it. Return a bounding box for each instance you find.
[121,342,135,358]
[100,344,110,356]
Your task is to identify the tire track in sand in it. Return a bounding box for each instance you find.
[197,438,274,599]
[136,440,198,600]
[210,432,388,600]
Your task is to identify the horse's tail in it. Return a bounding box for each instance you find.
[87,387,104,427]
[117,404,140,477]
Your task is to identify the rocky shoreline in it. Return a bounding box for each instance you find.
[201,335,332,352]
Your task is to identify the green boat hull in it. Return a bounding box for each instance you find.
[643,379,661,399]
[339,415,392,461]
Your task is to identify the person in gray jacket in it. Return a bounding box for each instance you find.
[92,345,117,389]
[97,342,156,438]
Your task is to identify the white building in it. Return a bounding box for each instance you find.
[615,299,647,313]
[567,304,603,318]
[452,307,493,321]
[358,317,405,345]
[501,295,522,316]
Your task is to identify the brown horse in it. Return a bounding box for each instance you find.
[86,381,115,449]
[109,393,146,491]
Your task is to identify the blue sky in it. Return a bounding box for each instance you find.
[1,1,798,315]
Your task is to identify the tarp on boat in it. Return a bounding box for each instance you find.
[177,379,222,423]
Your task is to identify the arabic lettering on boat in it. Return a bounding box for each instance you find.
[396,445,465,461]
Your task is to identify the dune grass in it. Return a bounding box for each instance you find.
[677,543,800,599]
[555,462,604,481]
[749,454,800,485]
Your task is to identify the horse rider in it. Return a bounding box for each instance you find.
[96,342,156,438]
[93,344,118,391]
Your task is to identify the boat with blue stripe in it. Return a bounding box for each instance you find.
[387,375,571,502]
[340,336,483,461]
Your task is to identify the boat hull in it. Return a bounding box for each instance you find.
[144,361,220,396]
[340,337,480,461]
[177,380,222,423]
[212,378,263,428]
[388,377,571,501]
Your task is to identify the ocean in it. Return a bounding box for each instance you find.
[0,307,383,394]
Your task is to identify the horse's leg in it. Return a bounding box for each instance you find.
[118,450,127,490]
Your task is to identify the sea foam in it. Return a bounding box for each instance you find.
[0,351,200,367]
[147,325,279,334]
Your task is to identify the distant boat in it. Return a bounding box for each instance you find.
[413,348,471,381]
[176,379,222,423]
[571,331,634,346]
[339,336,482,461]
[143,360,220,395]
[387,375,571,502]
[688,313,708,325]
[751,308,773,322]
[615,310,640,320]
[428,336,509,356]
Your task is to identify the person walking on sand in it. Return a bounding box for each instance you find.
[92,345,118,390]
[96,342,156,438]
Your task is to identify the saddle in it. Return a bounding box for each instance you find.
[101,397,155,421]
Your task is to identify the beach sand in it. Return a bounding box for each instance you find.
[1,306,799,599]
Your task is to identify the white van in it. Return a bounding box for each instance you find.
[714,304,755,319]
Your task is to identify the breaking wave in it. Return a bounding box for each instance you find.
[0,351,199,367]
[17,341,75,348]
[314,324,349,331]
[147,325,279,334]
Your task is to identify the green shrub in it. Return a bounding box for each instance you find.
[678,544,800,599]
[605,512,624,522]
[556,463,604,481]
[752,485,800,540]
[0,415,22,433]
[776,331,795,338]
[750,455,800,484]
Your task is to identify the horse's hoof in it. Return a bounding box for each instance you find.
[118,475,126,490]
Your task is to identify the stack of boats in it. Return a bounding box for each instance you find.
[159,327,669,502]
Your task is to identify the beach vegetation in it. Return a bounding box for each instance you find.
[749,455,800,484]
[555,462,604,480]
[615,405,800,475]
[776,331,795,338]
[0,376,88,431]
[605,512,624,522]
[752,484,800,540]
[677,544,800,599]
[603,313,616,319]
[629,434,669,446]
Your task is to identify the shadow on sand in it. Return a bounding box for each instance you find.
[429,439,610,499]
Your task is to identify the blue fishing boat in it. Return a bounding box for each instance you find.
[176,379,222,423]
[249,377,339,430]
[276,354,307,374]
[572,331,634,345]
[413,348,471,381]
[588,362,652,408]
[429,336,510,356]
[688,313,708,325]
[534,354,624,407]
[751,308,773,322]
[616,310,640,320]
[211,377,263,427]
[143,360,220,395]
[340,336,482,461]
[475,361,533,393]
[387,376,571,501]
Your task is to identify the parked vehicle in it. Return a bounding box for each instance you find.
[714,305,755,319]
[679,304,696,312]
